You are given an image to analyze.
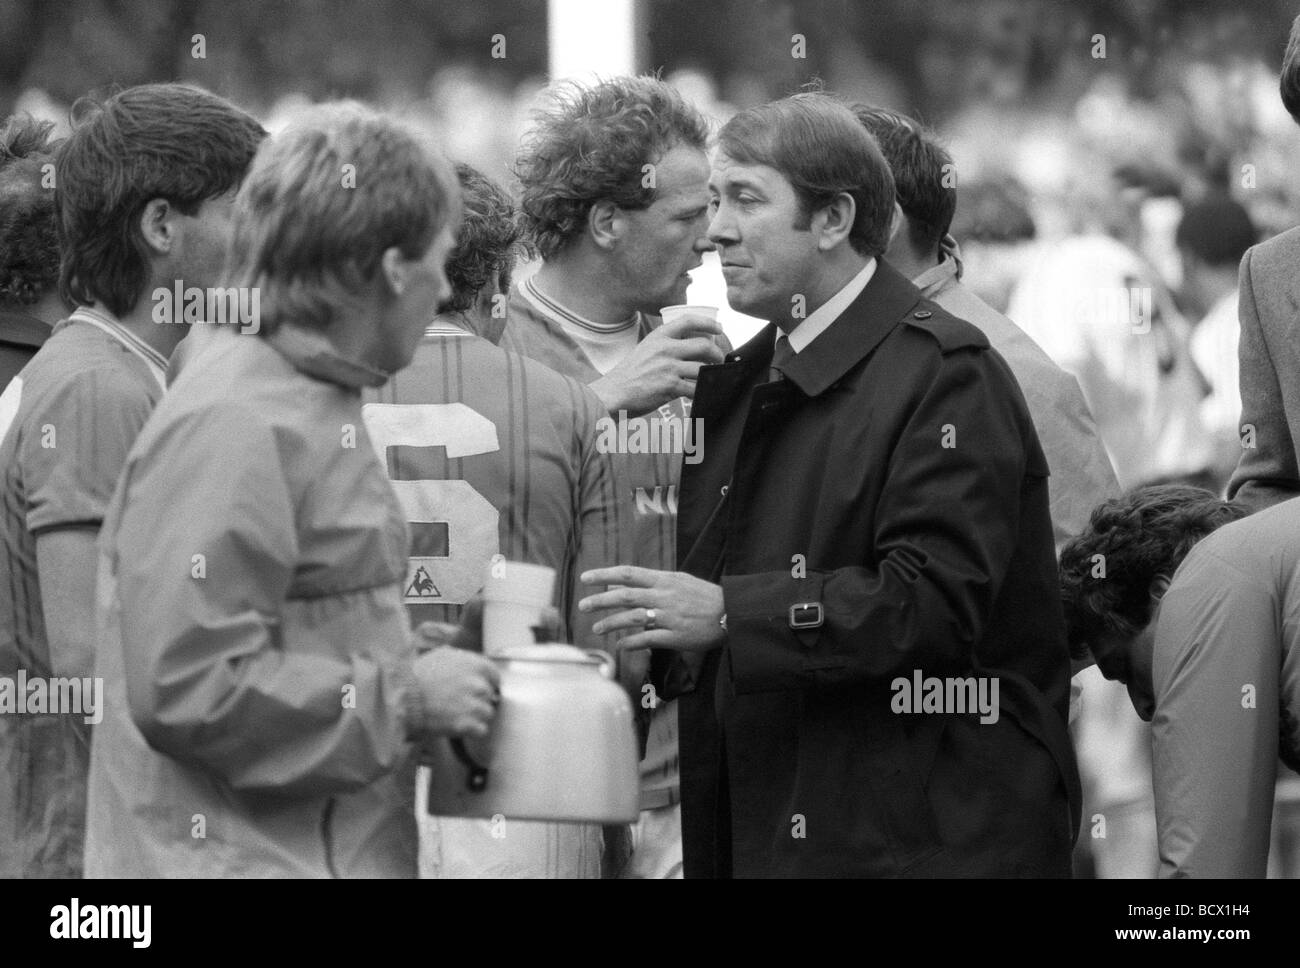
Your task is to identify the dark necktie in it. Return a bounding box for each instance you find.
[769,334,795,383]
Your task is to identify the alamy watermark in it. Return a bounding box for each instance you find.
[0,670,103,725]
[50,898,150,948]
[1065,285,1153,334]
[891,669,1000,724]
[152,282,260,334]
[595,409,704,464]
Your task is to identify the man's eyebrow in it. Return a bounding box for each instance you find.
[672,198,710,214]
[709,176,764,193]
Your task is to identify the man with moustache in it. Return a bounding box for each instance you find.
[580,93,1079,877]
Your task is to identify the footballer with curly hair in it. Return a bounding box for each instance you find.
[504,75,725,878]
[1060,485,1300,876]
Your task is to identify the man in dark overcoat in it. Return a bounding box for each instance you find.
[580,93,1080,878]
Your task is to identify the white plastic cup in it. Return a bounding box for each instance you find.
[661,305,724,354]
[659,304,719,325]
[482,561,556,656]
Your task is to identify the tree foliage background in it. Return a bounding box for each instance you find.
[2,0,1295,119]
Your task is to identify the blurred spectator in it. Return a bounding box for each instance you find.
[1176,194,1257,491]
[1008,223,1213,491]
[946,177,1037,313]
[0,113,65,390]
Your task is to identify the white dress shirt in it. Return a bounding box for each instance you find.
[782,257,877,354]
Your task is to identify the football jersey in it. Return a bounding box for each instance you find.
[503,278,688,576]
[0,307,165,877]
[363,321,624,878]
[363,322,624,646]
[504,281,703,832]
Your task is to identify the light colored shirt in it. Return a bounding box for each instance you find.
[1191,289,1241,439]
[785,258,876,353]
[72,306,168,390]
[1007,234,1213,488]
[1152,498,1300,877]
[0,310,164,877]
[520,275,639,376]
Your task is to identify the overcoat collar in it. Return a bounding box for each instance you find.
[723,259,925,399]
[782,258,925,397]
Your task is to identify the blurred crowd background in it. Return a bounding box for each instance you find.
[6,0,1300,249]
[6,0,1300,877]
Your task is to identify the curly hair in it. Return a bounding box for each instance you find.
[514,75,709,260]
[445,163,522,312]
[0,113,62,307]
[1059,485,1249,661]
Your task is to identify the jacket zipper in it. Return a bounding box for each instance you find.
[321,798,339,878]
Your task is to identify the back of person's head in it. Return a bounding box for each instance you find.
[0,113,63,309]
[1059,485,1249,660]
[516,75,709,261]
[948,177,1036,244]
[851,105,955,259]
[717,92,895,258]
[1283,14,1300,125]
[1176,194,1256,269]
[229,101,458,335]
[444,163,522,313]
[56,83,265,316]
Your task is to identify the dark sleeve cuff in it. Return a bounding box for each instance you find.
[721,571,829,694]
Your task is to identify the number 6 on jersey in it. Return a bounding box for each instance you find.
[362,402,501,606]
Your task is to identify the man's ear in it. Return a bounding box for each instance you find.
[815,192,856,252]
[138,198,176,257]
[1150,573,1172,602]
[380,247,407,297]
[588,200,623,251]
[888,200,905,246]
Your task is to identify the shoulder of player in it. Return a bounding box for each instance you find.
[896,299,992,355]
[153,340,332,446]
[19,340,156,413]
[494,341,599,410]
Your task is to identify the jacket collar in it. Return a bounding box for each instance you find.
[770,258,924,397]
[912,235,964,299]
[265,325,389,390]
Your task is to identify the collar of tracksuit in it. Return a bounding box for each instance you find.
[265,325,390,390]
